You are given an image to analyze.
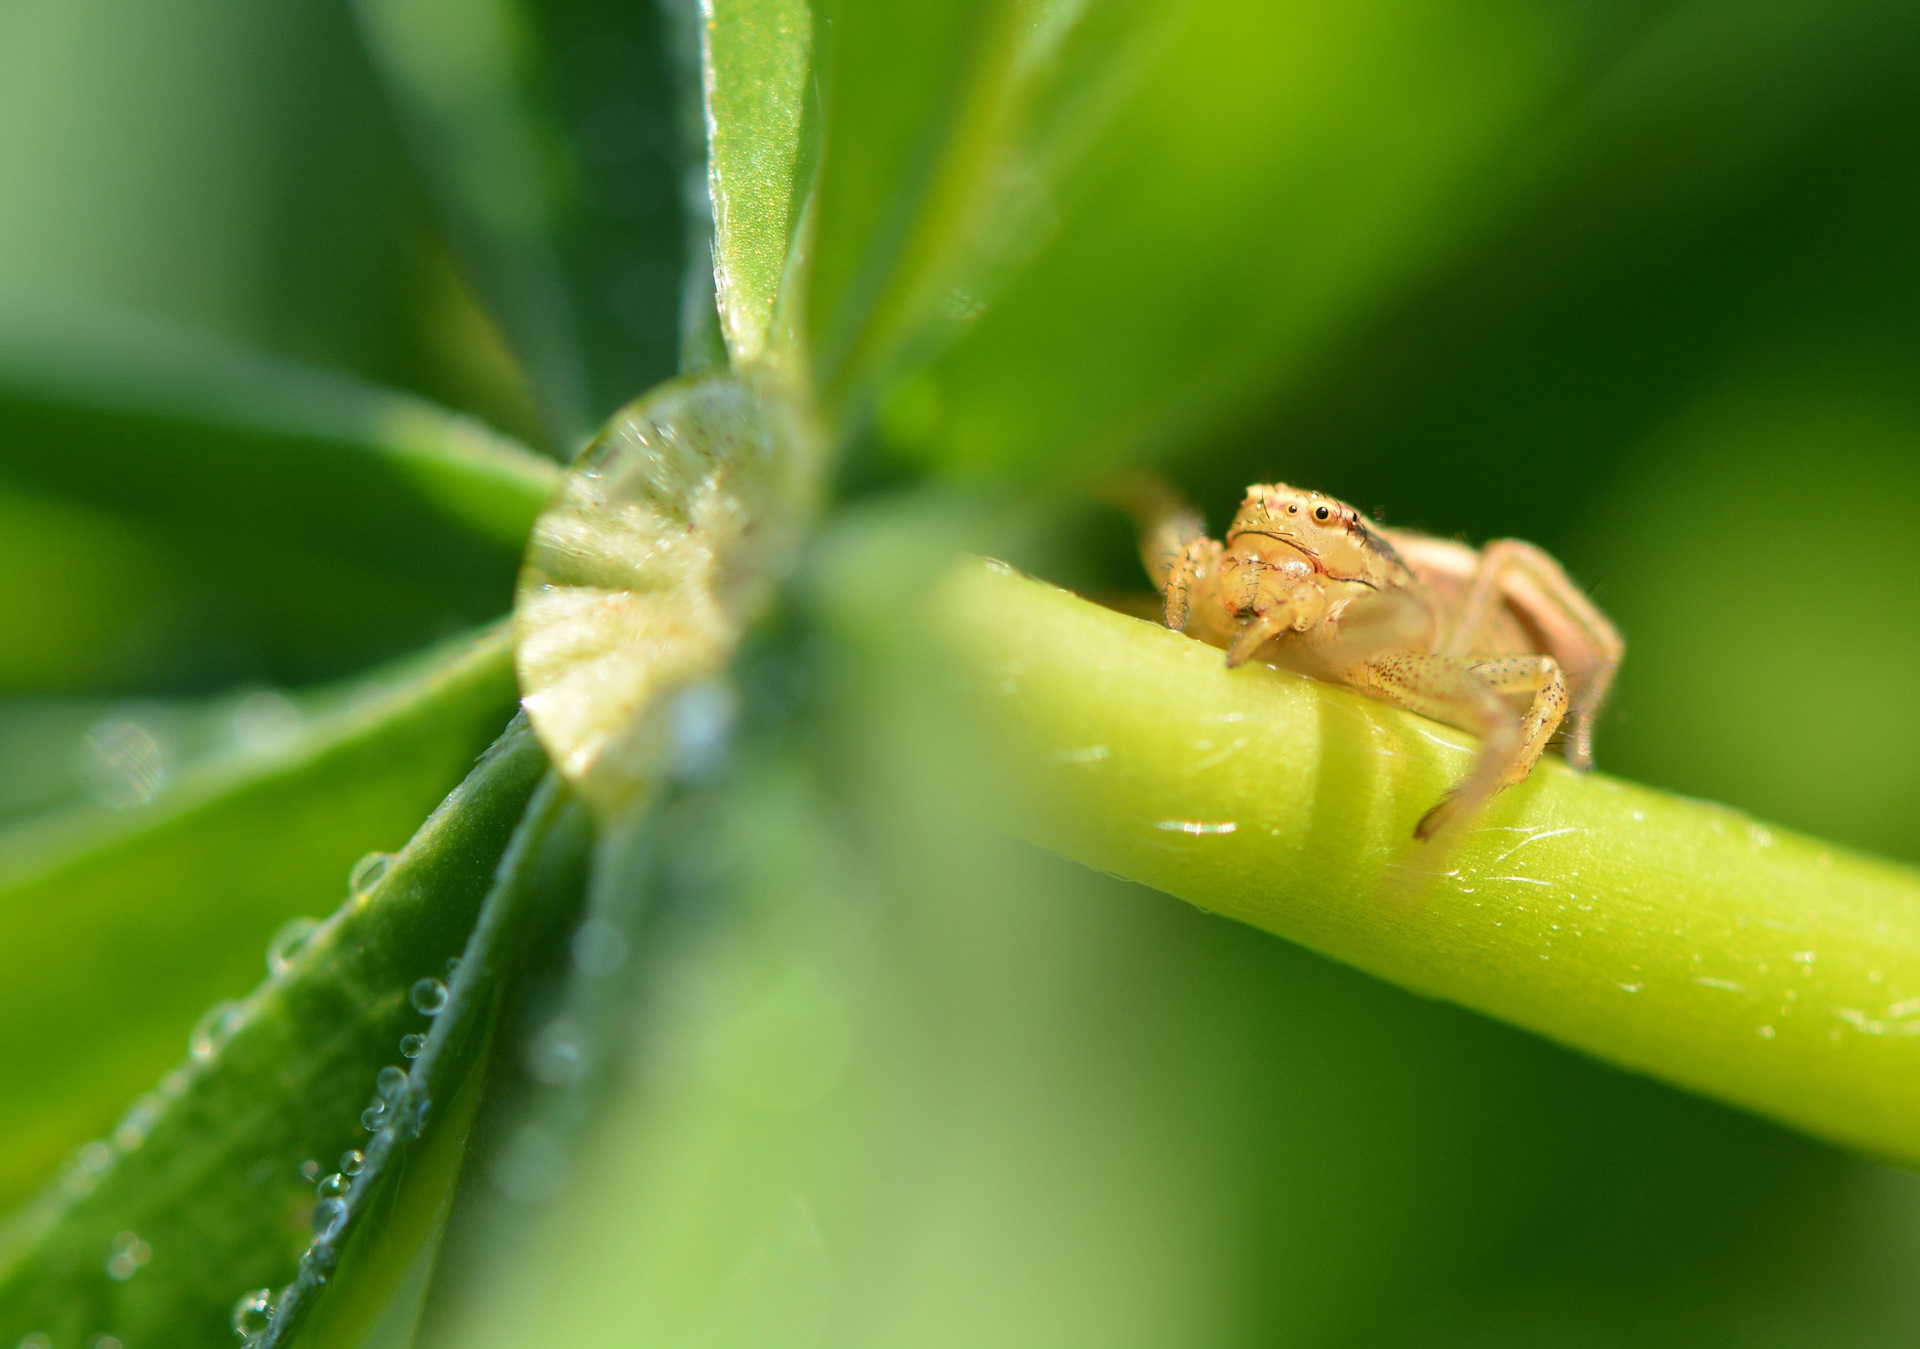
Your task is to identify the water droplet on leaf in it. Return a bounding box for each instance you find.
[527,1017,590,1086]
[232,1288,273,1339]
[313,1197,348,1241]
[84,720,166,809]
[231,690,300,755]
[349,852,393,898]
[266,917,320,975]
[189,1000,243,1060]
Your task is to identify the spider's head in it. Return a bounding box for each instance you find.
[1227,483,1408,585]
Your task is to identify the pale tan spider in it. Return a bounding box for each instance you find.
[1129,480,1623,839]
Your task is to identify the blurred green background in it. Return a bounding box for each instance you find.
[4,0,1920,1344]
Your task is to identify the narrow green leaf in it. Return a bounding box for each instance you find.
[268,773,592,1349]
[702,0,814,364]
[0,718,547,1349]
[810,0,1680,481]
[0,293,555,693]
[0,290,556,552]
[352,0,693,444]
[0,628,519,1212]
[804,0,1184,424]
[944,560,1920,1166]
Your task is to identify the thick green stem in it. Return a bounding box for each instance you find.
[946,561,1920,1166]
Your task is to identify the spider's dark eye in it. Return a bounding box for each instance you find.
[1313,504,1332,522]
[1286,504,1298,514]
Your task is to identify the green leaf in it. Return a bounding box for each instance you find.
[0,717,547,1349]
[703,0,815,364]
[0,293,556,693]
[352,0,694,444]
[268,773,592,1349]
[944,560,1920,1166]
[0,628,520,1214]
[814,0,1675,480]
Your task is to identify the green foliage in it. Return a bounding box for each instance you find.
[0,631,519,1217]
[0,722,548,1347]
[4,0,1920,1345]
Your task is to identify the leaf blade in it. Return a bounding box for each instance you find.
[703,0,814,364]
[0,628,521,1211]
[0,720,548,1349]
[0,292,556,693]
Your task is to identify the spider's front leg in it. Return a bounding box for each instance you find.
[1164,535,1224,632]
[1355,649,1568,839]
[1219,558,1331,667]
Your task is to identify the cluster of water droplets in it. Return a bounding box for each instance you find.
[18,847,415,1349]
[103,1230,151,1282]
[235,947,458,1344]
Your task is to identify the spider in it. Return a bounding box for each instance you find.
[1130,480,1623,839]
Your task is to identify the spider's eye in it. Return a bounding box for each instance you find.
[1312,504,1332,522]
[1286,504,1298,514]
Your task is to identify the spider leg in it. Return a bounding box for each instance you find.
[1354,650,1566,840]
[1224,579,1329,667]
[1437,540,1621,771]
[1164,536,1222,631]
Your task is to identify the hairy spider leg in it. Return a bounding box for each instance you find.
[1437,540,1621,771]
[1354,649,1567,840]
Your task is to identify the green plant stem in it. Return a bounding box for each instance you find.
[945,561,1920,1167]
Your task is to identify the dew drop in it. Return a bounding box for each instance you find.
[313,1196,348,1242]
[375,1065,410,1102]
[316,1172,348,1200]
[111,1093,164,1152]
[571,918,627,977]
[84,720,167,809]
[527,1017,589,1086]
[360,1104,387,1132]
[63,1139,114,1196]
[300,1159,320,1181]
[339,1149,364,1176]
[349,852,394,898]
[232,1287,273,1339]
[232,689,300,755]
[190,1000,244,1061]
[266,917,321,976]
[446,955,463,977]
[410,978,448,1015]
[104,1229,151,1281]
[399,1032,426,1059]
